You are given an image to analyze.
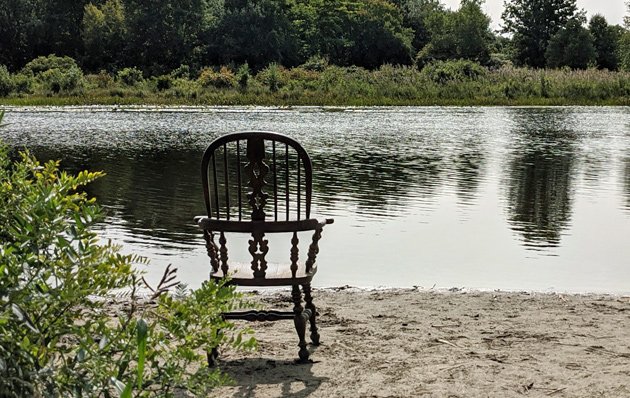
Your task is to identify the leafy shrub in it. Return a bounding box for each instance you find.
[0,146,255,396]
[236,63,250,89]
[19,55,85,94]
[0,65,15,97]
[117,67,144,86]
[87,70,115,89]
[421,60,487,84]
[301,55,329,72]
[198,67,236,89]
[12,73,34,94]
[22,54,79,76]
[38,66,85,93]
[257,63,286,92]
[156,75,173,91]
[170,64,191,79]
[169,79,201,99]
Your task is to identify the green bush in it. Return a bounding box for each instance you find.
[0,65,14,97]
[22,54,79,76]
[257,63,285,92]
[421,60,487,84]
[236,63,250,89]
[198,67,236,89]
[19,55,85,94]
[117,67,144,86]
[170,64,191,79]
[301,56,329,72]
[88,70,115,89]
[12,73,34,94]
[155,75,173,91]
[0,145,255,396]
[38,66,84,93]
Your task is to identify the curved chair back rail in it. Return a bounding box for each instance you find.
[201,131,313,222]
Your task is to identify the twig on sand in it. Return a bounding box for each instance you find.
[435,338,462,348]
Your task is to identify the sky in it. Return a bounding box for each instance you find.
[441,0,627,30]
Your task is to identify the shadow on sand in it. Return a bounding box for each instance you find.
[219,356,328,397]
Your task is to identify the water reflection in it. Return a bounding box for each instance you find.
[453,137,486,205]
[31,146,205,244]
[504,109,579,249]
[3,106,630,292]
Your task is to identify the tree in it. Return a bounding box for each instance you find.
[417,0,492,66]
[265,0,413,70]
[82,0,127,71]
[125,0,222,75]
[0,0,46,70]
[41,0,90,60]
[451,0,492,63]
[502,0,582,68]
[545,19,595,69]
[343,0,414,68]
[394,0,445,53]
[619,2,630,70]
[205,0,300,71]
[588,15,621,70]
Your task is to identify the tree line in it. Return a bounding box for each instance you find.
[1,0,629,76]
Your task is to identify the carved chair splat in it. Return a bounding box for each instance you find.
[195,131,333,363]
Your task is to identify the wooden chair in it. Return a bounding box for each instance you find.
[195,131,334,362]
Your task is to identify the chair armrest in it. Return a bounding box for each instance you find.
[193,216,332,233]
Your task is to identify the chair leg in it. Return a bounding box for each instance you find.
[292,284,309,362]
[302,283,320,345]
[207,346,219,367]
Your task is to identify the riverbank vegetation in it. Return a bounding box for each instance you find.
[0,114,256,396]
[1,0,630,106]
[1,56,629,106]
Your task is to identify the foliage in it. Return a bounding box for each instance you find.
[394,0,444,53]
[546,19,596,69]
[117,67,144,86]
[125,0,223,75]
[620,2,630,71]
[82,0,127,71]
[198,67,236,89]
[170,65,191,80]
[299,0,414,69]
[421,59,486,84]
[0,0,45,70]
[22,54,80,76]
[502,0,582,68]
[21,55,85,94]
[236,63,251,89]
[155,75,173,92]
[418,0,492,66]
[588,15,621,70]
[0,65,14,97]
[1,56,629,106]
[206,0,300,71]
[0,146,255,396]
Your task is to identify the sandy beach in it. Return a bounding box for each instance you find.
[209,287,630,398]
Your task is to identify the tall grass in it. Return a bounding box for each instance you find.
[1,61,628,106]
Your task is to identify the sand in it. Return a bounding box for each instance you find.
[209,287,630,398]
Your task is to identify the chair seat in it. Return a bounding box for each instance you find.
[211,262,317,286]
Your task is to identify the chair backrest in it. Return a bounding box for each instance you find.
[201,131,313,222]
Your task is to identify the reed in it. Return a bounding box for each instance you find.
[1,62,628,106]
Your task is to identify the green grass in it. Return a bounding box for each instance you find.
[2,63,629,106]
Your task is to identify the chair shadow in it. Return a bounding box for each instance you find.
[219,356,328,398]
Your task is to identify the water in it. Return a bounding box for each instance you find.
[2,106,629,293]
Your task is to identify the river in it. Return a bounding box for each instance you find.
[2,106,629,293]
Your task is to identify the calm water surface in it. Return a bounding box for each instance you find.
[2,106,629,293]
